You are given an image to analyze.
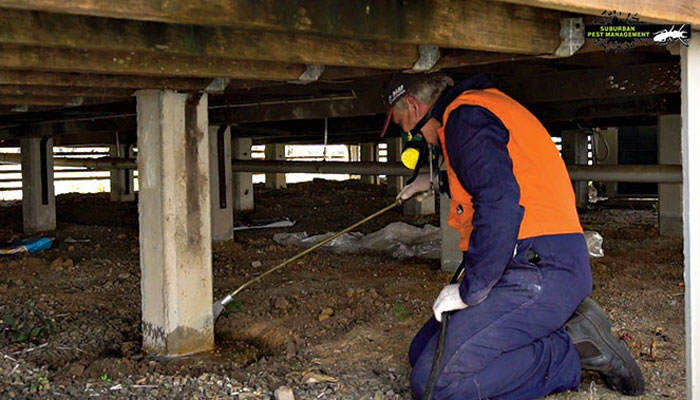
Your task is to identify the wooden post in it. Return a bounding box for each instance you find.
[683,31,700,400]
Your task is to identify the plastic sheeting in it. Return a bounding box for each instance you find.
[274,224,605,260]
[273,222,441,260]
[584,230,605,258]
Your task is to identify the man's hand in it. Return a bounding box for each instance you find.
[432,283,468,322]
[396,173,435,202]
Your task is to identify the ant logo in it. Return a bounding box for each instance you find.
[653,24,689,46]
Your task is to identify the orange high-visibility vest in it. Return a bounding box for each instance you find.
[438,89,582,251]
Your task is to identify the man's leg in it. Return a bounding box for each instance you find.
[410,265,586,399]
[410,234,593,400]
[428,329,581,400]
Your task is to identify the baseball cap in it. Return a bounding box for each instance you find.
[380,73,429,138]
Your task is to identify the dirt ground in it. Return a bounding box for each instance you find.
[0,179,685,399]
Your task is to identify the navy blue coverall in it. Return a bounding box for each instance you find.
[408,75,593,400]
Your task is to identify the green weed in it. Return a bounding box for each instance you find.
[394,303,409,322]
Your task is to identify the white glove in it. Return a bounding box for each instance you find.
[396,173,435,202]
[432,283,468,322]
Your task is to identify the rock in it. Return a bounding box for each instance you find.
[118,272,131,280]
[65,363,85,378]
[67,245,75,252]
[274,386,295,400]
[252,261,262,268]
[318,308,334,321]
[369,289,379,299]
[346,288,355,297]
[301,372,338,385]
[274,297,290,310]
[116,233,128,240]
[285,341,296,359]
[50,257,74,271]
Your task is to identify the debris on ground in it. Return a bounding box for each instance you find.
[274,221,440,260]
[0,237,54,255]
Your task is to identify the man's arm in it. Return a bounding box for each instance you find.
[444,105,524,306]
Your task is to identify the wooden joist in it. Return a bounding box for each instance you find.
[0,44,380,80]
[495,0,699,25]
[0,0,564,55]
[0,9,420,70]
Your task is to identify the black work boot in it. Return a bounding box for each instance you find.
[565,297,645,396]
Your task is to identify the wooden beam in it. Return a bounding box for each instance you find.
[210,91,385,124]
[0,92,680,144]
[494,62,680,103]
[212,63,680,124]
[0,0,565,55]
[0,9,420,70]
[528,94,680,123]
[0,44,383,81]
[494,0,700,25]
[0,70,214,91]
[0,115,135,139]
[0,95,74,106]
[0,85,134,98]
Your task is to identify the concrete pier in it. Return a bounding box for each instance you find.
[594,128,619,198]
[658,115,682,236]
[386,137,404,195]
[233,137,254,211]
[209,125,234,242]
[265,144,286,189]
[109,144,136,202]
[20,136,56,233]
[360,142,377,185]
[561,130,589,209]
[440,190,462,272]
[136,90,214,355]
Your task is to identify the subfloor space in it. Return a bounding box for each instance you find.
[0,180,684,399]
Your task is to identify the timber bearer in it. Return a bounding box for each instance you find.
[381,73,645,400]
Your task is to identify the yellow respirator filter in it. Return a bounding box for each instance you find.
[401,140,423,170]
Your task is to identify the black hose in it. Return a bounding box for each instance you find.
[423,312,449,400]
[422,262,465,400]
